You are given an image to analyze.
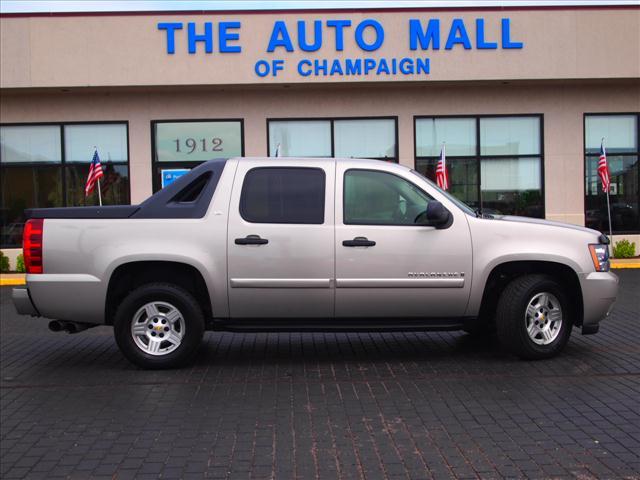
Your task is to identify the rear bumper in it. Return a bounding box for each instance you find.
[24,274,105,324]
[12,287,39,316]
[579,271,619,331]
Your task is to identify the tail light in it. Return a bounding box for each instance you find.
[23,219,44,274]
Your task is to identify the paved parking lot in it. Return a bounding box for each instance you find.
[1,271,639,480]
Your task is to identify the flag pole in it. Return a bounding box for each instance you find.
[602,137,613,252]
[94,146,102,207]
[97,178,103,206]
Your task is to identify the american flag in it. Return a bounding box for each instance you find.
[85,149,104,196]
[435,144,449,190]
[598,140,610,193]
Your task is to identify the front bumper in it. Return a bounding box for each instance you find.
[12,287,39,316]
[579,270,619,331]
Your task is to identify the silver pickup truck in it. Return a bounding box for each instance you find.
[13,157,618,369]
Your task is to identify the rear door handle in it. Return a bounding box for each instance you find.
[342,236,376,247]
[235,234,269,245]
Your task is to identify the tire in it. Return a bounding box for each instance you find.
[114,283,205,369]
[496,274,573,360]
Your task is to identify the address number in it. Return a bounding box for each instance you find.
[174,138,223,154]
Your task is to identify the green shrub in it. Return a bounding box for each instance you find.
[0,252,9,273]
[16,254,25,273]
[613,239,636,259]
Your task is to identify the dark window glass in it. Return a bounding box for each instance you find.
[240,168,325,224]
[0,166,63,247]
[0,123,130,247]
[344,170,432,225]
[585,154,639,233]
[65,163,130,207]
[414,116,544,218]
[416,157,479,211]
[584,114,639,234]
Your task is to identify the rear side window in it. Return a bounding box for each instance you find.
[240,167,325,224]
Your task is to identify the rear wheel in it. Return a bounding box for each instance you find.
[496,274,573,359]
[114,283,204,369]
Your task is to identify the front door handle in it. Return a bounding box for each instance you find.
[342,236,376,247]
[235,234,269,245]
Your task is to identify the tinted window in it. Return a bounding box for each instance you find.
[344,170,432,225]
[240,168,325,224]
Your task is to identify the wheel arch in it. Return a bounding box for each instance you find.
[105,260,212,326]
[478,260,584,327]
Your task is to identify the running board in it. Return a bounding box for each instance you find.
[207,318,470,333]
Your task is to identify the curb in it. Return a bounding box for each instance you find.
[611,262,640,269]
[0,278,26,286]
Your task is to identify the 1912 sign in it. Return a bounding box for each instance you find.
[155,121,242,162]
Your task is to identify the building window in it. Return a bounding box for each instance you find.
[152,119,243,191]
[0,122,130,248]
[584,114,639,234]
[415,115,544,218]
[268,117,398,162]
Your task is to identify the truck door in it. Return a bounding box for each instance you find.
[334,164,473,318]
[227,159,335,318]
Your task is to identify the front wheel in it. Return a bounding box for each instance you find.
[114,283,205,369]
[496,274,573,360]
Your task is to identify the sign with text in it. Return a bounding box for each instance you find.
[161,168,190,188]
[157,17,523,79]
[154,120,242,162]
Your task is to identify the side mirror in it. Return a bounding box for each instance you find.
[425,201,452,228]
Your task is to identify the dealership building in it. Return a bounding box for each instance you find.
[1,3,639,263]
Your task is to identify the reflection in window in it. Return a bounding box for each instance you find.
[344,170,432,225]
[334,119,395,159]
[480,157,543,217]
[0,123,130,247]
[154,121,243,163]
[268,120,331,157]
[0,166,63,247]
[0,125,61,163]
[480,117,541,156]
[268,118,398,162]
[584,114,639,233]
[415,116,543,218]
[64,124,128,162]
[415,118,476,157]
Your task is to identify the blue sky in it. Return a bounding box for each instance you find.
[1,0,637,13]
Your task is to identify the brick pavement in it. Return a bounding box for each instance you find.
[1,270,639,479]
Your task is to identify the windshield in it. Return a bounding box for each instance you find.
[410,169,476,216]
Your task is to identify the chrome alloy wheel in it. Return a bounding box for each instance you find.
[525,292,563,345]
[131,301,185,356]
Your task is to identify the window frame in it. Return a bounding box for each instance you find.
[583,112,640,234]
[413,113,545,217]
[343,168,434,227]
[0,121,131,202]
[239,166,327,225]
[0,120,131,247]
[151,118,245,192]
[266,116,399,163]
